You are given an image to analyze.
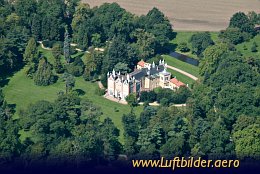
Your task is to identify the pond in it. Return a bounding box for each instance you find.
[169,52,199,66]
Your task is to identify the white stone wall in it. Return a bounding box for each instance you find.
[107,77,115,96]
[122,82,130,100]
[144,77,150,89]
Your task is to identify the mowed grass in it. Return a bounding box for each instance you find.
[162,55,200,77]
[3,48,143,143]
[167,69,195,87]
[235,34,260,58]
[170,31,219,59]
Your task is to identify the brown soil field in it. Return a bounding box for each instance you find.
[83,0,260,31]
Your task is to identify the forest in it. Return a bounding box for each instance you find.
[0,0,260,170]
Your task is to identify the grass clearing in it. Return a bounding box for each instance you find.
[170,31,219,59]
[3,67,143,142]
[167,69,195,87]
[162,55,200,77]
[3,48,143,143]
[235,34,260,58]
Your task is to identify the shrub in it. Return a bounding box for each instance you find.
[160,98,169,107]
[251,45,257,52]
[219,28,244,45]
[34,58,56,86]
[140,91,157,103]
[114,107,119,112]
[95,87,106,96]
[100,74,108,88]
[42,40,63,48]
[65,57,85,76]
[178,42,190,52]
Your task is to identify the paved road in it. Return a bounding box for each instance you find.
[166,65,198,81]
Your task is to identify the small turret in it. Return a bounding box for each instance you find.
[112,69,116,77]
[148,64,151,70]
[152,61,155,68]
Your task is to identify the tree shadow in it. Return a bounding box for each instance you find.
[0,78,10,88]
[74,89,86,96]
[8,104,17,114]
[170,31,177,40]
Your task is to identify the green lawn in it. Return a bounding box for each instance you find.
[3,48,143,143]
[38,46,85,65]
[171,31,260,59]
[167,69,195,87]
[170,31,219,59]
[3,67,143,142]
[162,55,200,77]
[235,34,260,58]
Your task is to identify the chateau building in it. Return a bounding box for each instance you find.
[107,60,186,101]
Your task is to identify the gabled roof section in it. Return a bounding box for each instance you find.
[170,78,185,87]
[137,60,145,67]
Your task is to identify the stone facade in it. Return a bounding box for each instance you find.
[107,60,186,101]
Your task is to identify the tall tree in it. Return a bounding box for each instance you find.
[23,37,38,64]
[229,12,254,33]
[190,32,214,57]
[62,72,75,94]
[233,124,260,160]
[143,7,172,51]
[64,28,71,63]
[34,57,55,86]
[133,29,155,60]
[122,112,139,155]
[31,14,41,40]
[52,44,64,74]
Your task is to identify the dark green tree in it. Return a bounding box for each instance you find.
[219,27,244,44]
[132,29,155,60]
[143,7,172,51]
[229,12,254,33]
[114,62,130,74]
[62,72,75,94]
[64,28,71,63]
[122,112,139,155]
[125,93,138,107]
[200,119,234,159]
[190,32,214,57]
[31,14,41,40]
[178,42,190,52]
[66,57,85,77]
[34,57,56,86]
[23,37,38,64]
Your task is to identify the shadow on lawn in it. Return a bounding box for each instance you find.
[74,89,86,96]
[0,78,10,88]
[164,31,178,53]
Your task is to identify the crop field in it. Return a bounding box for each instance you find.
[84,0,260,31]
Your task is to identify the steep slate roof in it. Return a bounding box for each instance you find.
[170,78,185,87]
[129,65,165,80]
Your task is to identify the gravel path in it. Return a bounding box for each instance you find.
[166,65,198,81]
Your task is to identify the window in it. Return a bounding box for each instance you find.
[109,90,113,95]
